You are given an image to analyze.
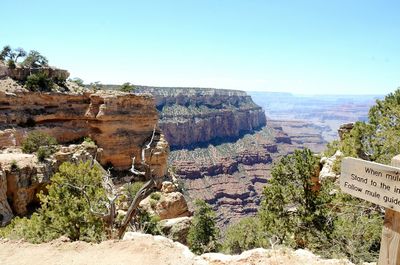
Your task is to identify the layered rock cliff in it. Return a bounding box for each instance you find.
[135,87,266,148]
[0,90,168,175]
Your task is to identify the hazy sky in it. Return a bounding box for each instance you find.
[2,0,399,94]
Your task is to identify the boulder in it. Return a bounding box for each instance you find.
[158,216,192,244]
[140,191,190,220]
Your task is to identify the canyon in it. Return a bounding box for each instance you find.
[136,86,329,228]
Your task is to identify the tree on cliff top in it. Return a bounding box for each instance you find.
[187,199,220,254]
[22,50,48,68]
[335,88,400,165]
[259,148,331,248]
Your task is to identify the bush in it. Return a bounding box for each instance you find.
[22,50,48,68]
[70,77,84,86]
[336,89,400,165]
[7,59,15,69]
[1,161,108,243]
[21,131,57,154]
[222,217,268,254]
[119,82,135,92]
[83,137,96,146]
[125,182,144,202]
[25,72,54,92]
[187,199,220,254]
[135,209,161,235]
[150,192,161,201]
[255,148,383,263]
[259,149,330,248]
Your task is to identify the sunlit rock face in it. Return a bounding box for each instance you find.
[135,87,266,149]
[0,90,169,175]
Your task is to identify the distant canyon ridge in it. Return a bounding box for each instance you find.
[133,86,381,228]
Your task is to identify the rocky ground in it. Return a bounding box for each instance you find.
[0,233,358,265]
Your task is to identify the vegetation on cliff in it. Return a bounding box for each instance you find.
[0,162,107,243]
[0,45,70,92]
[222,148,383,263]
[325,88,400,175]
[21,131,58,161]
[187,199,220,254]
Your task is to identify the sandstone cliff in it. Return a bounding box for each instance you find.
[0,90,168,175]
[135,87,266,148]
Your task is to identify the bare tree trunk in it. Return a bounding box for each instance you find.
[117,177,157,239]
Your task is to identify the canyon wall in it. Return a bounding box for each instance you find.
[135,87,266,148]
[0,90,168,176]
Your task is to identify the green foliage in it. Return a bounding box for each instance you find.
[321,190,382,263]
[150,192,161,201]
[135,209,161,235]
[37,146,52,162]
[70,77,84,86]
[21,131,57,154]
[1,161,108,243]
[22,50,48,68]
[259,148,330,248]
[125,181,144,202]
[119,82,135,92]
[337,89,400,165]
[7,59,16,69]
[187,199,220,254]
[0,45,12,62]
[254,148,383,263]
[222,217,268,254]
[25,72,54,92]
[83,137,96,146]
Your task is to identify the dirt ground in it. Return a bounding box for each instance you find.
[0,233,361,265]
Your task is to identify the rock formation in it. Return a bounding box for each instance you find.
[0,143,101,225]
[139,191,190,220]
[0,90,169,174]
[135,87,266,148]
[338,122,354,140]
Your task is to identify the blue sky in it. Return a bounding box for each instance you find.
[1,0,399,94]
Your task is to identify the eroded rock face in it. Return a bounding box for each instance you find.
[0,151,48,224]
[139,191,190,220]
[0,144,105,225]
[158,216,192,244]
[0,90,169,175]
[135,87,266,148]
[338,122,354,140]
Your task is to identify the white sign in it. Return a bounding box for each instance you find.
[341,157,400,212]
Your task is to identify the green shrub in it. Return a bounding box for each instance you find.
[25,72,54,92]
[21,131,57,154]
[187,199,220,254]
[7,59,15,69]
[125,181,144,202]
[135,209,161,235]
[1,161,108,243]
[37,146,52,162]
[83,137,96,146]
[222,217,268,254]
[259,149,329,249]
[149,199,157,209]
[70,77,84,86]
[150,192,161,201]
[10,160,19,171]
[255,148,383,263]
[335,89,400,165]
[119,82,135,92]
